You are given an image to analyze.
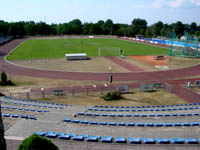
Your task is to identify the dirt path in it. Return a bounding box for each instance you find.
[105,56,144,72]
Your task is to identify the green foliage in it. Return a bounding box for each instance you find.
[7,38,167,60]
[0,72,15,86]
[18,134,58,150]
[101,91,122,101]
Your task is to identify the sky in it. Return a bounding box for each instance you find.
[0,0,200,25]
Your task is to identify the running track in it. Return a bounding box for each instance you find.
[1,39,200,82]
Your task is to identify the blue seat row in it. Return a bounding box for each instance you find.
[88,107,200,112]
[77,112,199,117]
[1,106,49,113]
[3,96,72,106]
[1,101,64,109]
[2,113,36,120]
[93,103,200,108]
[63,118,200,127]
[35,131,200,144]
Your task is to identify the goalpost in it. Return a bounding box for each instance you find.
[98,47,122,56]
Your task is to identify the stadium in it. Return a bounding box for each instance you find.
[1,34,200,150]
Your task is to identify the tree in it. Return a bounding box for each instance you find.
[190,22,197,35]
[104,19,114,35]
[68,19,82,34]
[82,23,91,35]
[18,134,58,150]
[0,107,6,150]
[130,18,147,36]
[145,26,153,37]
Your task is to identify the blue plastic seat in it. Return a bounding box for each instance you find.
[133,114,139,117]
[164,114,170,117]
[128,137,141,144]
[119,110,124,112]
[115,137,126,143]
[98,122,107,125]
[170,138,184,144]
[87,136,99,142]
[35,131,45,136]
[126,122,135,126]
[190,122,199,126]
[142,138,156,144]
[20,115,28,119]
[185,138,198,144]
[89,121,97,125]
[101,114,107,117]
[117,122,125,126]
[11,114,19,118]
[71,120,79,123]
[146,123,154,127]
[63,118,71,122]
[149,114,155,117]
[72,136,84,141]
[179,113,185,116]
[172,114,178,116]
[181,122,190,126]
[126,114,131,117]
[136,123,144,127]
[156,114,163,117]
[173,123,181,126]
[93,113,100,116]
[46,133,57,138]
[56,132,65,136]
[78,112,84,115]
[101,136,113,143]
[85,113,92,116]
[154,123,163,127]
[80,120,88,124]
[29,116,36,120]
[37,110,42,112]
[118,114,124,117]
[186,113,192,116]
[108,122,116,126]
[109,114,115,117]
[30,109,36,112]
[157,138,170,144]
[193,113,199,116]
[164,123,173,127]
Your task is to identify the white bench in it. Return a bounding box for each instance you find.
[65,53,88,60]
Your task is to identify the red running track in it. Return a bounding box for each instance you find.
[1,39,200,82]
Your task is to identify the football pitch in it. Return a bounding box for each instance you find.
[7,38,167,60]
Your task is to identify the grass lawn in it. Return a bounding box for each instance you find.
[7,38,167,60]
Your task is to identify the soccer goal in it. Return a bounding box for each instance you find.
[98,47,122,56]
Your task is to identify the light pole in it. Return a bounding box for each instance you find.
[41,88,44,99]
[109,67,112,93]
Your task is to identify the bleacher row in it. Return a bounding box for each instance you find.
[77,112,199,117]
[2,113,36,120]
[1,105,50,113]
[93,103,200,108]
[88,106,200,112]
[3,96,72,107]
[35,131,200,144]
[63,118,200,127]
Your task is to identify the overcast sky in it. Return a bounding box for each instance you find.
[0,0,200,25]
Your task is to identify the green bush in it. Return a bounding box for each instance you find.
[0,72,15,86]
[101,91,122,101]
[18,134,59,150]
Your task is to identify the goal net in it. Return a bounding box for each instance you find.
[99,47,122,56]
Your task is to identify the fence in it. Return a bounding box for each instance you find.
[0,82,166,100]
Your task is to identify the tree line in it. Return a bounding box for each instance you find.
[0,19,200,38]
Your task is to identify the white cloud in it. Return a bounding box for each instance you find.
[168,0,185,8]
[190,0,200,6]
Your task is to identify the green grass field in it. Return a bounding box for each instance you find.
[7,38,167,60]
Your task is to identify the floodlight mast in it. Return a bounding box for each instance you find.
[109,67,112,93]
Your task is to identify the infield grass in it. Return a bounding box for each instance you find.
[7,38,167,60]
